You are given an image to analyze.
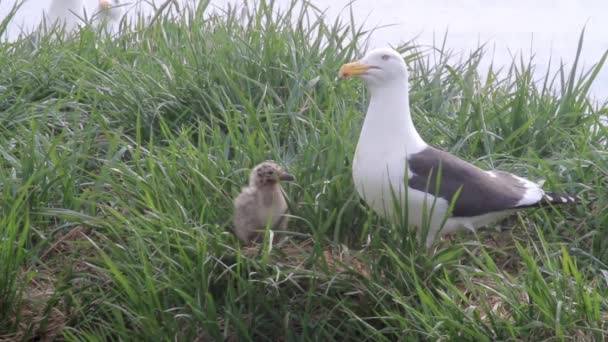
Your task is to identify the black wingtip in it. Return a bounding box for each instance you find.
[541,192,581,205]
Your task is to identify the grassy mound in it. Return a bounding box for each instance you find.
[0,0,607,340]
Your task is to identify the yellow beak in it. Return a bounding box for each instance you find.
[339,61,370,78]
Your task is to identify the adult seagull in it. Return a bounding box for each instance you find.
[339,48,579,248]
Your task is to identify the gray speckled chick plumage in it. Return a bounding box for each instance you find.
[233,161,295,244]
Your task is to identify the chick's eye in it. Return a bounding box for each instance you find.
[381,55,390,61]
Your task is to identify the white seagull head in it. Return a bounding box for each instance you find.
[339,48,409,89]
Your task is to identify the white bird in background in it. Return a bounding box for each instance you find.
[44,0,124,33]
[45,0,85,31]
[94,0,124,28]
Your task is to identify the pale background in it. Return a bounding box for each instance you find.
[1,0,607,100]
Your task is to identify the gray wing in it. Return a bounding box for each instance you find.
[407,146,531,217]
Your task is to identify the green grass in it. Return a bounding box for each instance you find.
[1,0,607,340]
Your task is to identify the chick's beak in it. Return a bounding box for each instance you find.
[339,61,370,78]
[279,172,295,181]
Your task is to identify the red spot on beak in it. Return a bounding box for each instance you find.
[339,61,369,78]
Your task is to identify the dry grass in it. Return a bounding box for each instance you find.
[241,237,370,278]
[1,226,105,341]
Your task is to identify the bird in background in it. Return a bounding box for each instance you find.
[45,0,85,31]
[44,0,124,32]
[95,0,124,28]
[233,161,295,245]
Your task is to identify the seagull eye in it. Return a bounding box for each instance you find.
[381,55,390,61]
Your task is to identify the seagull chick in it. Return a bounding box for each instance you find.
[233,161,295,244]
[339,48,580,248]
